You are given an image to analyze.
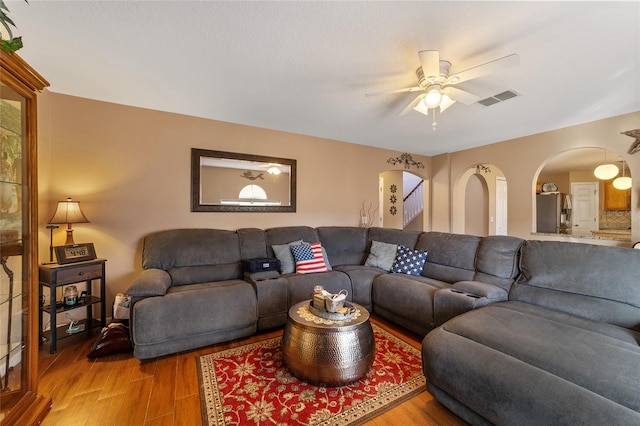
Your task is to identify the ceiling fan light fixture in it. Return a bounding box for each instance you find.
[413,98,430,115]
[267,166,281,175]
[439,94,455,112]
[594,163,619,180]
[424,85,442,108]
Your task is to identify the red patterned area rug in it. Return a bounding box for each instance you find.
[197,324,426,426]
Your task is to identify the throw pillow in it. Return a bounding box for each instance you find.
[390,245,428,276]
[303,240,332,270]
[290,242,328,274]
[271,239,303,274]
[364,240,399,271]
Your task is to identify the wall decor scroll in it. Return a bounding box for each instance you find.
[387,153,424,169]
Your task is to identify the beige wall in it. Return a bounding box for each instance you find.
[37,91,639,312]
[37,92,430,308]
[434,110,640,244]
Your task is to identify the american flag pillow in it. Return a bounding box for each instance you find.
[290,242,328,274]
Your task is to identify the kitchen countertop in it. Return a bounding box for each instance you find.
[591,229,631,241]
[533,231,631,242]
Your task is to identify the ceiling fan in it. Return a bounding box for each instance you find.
[367,50,519,126]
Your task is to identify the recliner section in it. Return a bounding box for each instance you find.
[422,239,640,425]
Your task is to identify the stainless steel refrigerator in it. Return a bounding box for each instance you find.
[536,193,565,233]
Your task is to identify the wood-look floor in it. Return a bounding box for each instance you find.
[37,316,466,426]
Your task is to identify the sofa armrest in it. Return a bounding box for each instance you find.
[434,281,508,326]
[126,268,172,300]
[451,280,508,301]
[243,270,280,284]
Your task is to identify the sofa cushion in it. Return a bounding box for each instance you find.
[291,242,328,274]
[131,279,258,358]
[416,232,480,283]
[142,229,242,270]
[368,227,421,248]
[168,263,243,286]
[127,268,172,298]
[317,226,369,266]
[423,301,640,425]
[372,273,448,335]
[364,240,398,271]
[271,239,303,274]
[333,264,385,310]
[237,228,268,260]
[512,240,640,329]
[390,245,427,276]
[475,235,523,279]
[285,270,352,306]
[473,235,524,290]
[266,226,319,248]
[141,229,243,285]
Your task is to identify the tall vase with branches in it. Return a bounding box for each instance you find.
[359,201,379,228]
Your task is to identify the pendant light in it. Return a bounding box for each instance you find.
[613,161,632,190]
[593,149,619,180]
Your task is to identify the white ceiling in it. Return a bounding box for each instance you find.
[7,1,640,156]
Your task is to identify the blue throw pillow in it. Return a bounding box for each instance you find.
[390,245,428,276]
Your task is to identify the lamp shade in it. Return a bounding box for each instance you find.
[48,197,89,245]
[48,197,90,224]
[593,163,619,180]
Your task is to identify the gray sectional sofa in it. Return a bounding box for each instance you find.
[422,240,640,425]
[125,226,523,359]
[125,225,640,424]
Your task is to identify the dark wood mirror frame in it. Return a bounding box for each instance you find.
[191,148,297,212]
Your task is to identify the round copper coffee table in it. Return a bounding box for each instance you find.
[282,300,375,387]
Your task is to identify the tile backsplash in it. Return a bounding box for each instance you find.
[600,210,631,229]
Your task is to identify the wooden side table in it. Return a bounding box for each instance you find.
[38,259,107,354]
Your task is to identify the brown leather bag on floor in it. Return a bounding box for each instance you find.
[87,322,132,358]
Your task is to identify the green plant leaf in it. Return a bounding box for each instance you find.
[1,36,22,52]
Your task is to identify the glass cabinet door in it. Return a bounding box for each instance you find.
[0,71,29,414]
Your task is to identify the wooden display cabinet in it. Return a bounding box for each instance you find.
[0,51,51,425]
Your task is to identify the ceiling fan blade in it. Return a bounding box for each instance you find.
[365,86,422,97]
[418,50,440,82]
[447,53,519,84]
[399,94,425,116]
[445,86,480,105]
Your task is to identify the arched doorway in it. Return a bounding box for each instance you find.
[534,147,632,241]
[465,174,489,236]
[455,163,507,236]
[378,170,426,231]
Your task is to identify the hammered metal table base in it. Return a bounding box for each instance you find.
[282,300,375,387]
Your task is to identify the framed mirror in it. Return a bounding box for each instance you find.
[191,148,296,212]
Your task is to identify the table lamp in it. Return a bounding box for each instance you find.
[48,197,90,245]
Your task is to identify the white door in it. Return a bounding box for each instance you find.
[570,182,598,235]
[495,177,508,235]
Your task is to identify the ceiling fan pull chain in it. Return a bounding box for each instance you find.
[432,108,437,131]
